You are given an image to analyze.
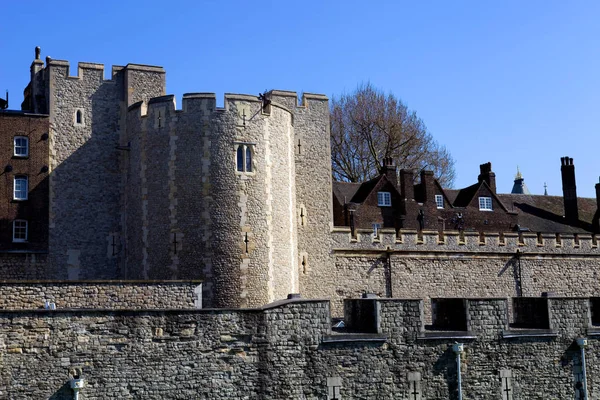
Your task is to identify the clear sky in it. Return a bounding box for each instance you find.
[1,1,599,197]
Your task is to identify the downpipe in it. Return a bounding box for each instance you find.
[576,338,588,400]
[452,343,464,400]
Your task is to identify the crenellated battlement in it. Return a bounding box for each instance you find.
[45,58,165,82]
[126,90,327,122]
[332,227,600,255]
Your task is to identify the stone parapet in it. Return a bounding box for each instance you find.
[0,281,202,310]
[333,227,600,255]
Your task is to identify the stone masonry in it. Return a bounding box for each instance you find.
[0,296,599,399]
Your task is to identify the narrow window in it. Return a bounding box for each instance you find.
[372,223,381,238]
[12,220,27,242]
[235,143,255,174]
[236,146,244,172]
[377,192,391,207]
[14,136,29,157]
[435,194,444,209]
[13,176,28,200]
[245,146,252,172]
[76,110,82,124]
[479,196,493,211]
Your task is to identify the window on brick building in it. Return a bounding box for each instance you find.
[12,220,27,242]
[235,143,254,173]
[479,196,493,211]
[14,136,29,157]
[372,223,381,238]
[13,176,28,200]
[435,194,444,209]
[377,192,391,207]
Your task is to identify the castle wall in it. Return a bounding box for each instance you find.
[45,60,165,281]
[0,281,200,310]
[269,91,334,305]
[125,94,298,307]
[0,297,599,399]
[327,228,600,316]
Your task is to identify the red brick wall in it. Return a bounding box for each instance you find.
[0,112,49,251]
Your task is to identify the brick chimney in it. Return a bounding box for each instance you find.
[477,162,496,193]
[380,157,397,186]
[400,169,415,200]
[420,170,435,203]
[561,156,579,221]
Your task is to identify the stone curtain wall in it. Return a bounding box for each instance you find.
[326,228,600,316]
[0,281,200,310]
[0,297,599,399]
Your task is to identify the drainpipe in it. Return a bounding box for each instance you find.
[576,338,588,400]
[452,343,464,400]
[70,377,85,400]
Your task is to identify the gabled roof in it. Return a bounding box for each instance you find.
[332,181,362,205]
[450,180,510,212]
[349,175,389,203]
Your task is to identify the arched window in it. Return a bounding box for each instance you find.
[237,146,244,172]
[76,110,82,124]
[245,146,252,172]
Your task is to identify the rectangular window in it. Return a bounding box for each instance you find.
[12,220,27,242]
[479,196,493,211]
[377,192,391,206]
[435,194,444,209]
[14,136,29,157]
[372,223,381,238]
[13,176,28,200]
[235,143,254,173]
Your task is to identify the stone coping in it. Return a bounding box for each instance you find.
[0,279,202,285]
[502,329,558,339]
[419,331,477,340]
[322,334,387,343]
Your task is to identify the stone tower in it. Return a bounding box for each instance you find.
[23,48,166,279]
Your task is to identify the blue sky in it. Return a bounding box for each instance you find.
[2,1,599,197]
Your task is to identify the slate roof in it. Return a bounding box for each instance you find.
[497,193,597,233]
[332,181,362,205]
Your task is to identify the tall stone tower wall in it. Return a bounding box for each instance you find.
[44,59,165,279]
[125,93,298,307]
[269,91,334,302]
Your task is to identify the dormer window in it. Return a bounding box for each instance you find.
[377,192,391,207]
[479,196,493,211]
[435,194,444,209]
[14,136,29,157]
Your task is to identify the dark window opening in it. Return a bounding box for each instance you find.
[429,298,467,331]
[236,146,244,172]
[511,298,549,329]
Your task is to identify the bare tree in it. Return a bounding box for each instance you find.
[330,83,455,187]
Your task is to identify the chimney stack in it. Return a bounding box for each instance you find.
[477,162,496,193]
[560,156,579,221]
[420,170,435,203]
[400,169,415,200]
[380,157,397,186]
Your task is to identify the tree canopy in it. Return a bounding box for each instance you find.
[330,83,455,187]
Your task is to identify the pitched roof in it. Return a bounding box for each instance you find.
[332,181,362,205]
[497,193,597,233]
